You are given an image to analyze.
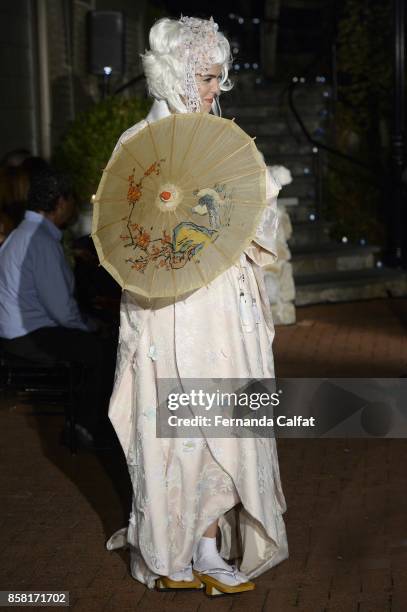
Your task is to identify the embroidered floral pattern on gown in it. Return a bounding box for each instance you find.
[106,99,288,589]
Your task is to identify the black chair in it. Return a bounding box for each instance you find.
[0,348,80,453]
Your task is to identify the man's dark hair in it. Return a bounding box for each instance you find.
[21,156,51,180]
[28,169,73,213]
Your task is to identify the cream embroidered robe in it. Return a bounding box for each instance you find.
[106,99,289,588]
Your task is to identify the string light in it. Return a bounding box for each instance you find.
[341,236,348,243]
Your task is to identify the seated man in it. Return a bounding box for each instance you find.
[0,169,116,447]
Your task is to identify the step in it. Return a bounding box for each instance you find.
[228,78,330,93]
[288,220,332,247]
[235,118,322,139]
[295,268,407,306]
[223,106,284,120]
[292,244,381,276]
[267,175,316,196]
[223,106,327,121]
[257,138,313,157]
[226,83,332,106]
[285,200,317,222]
[268,154,316,177]
[224,103,329,126]
[278,197,300,208]
[283,177,316,199]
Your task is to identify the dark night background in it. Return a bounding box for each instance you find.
[0,0,406,298]
[1,4,407,610]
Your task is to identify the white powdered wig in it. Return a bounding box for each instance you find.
[141,17,232,114]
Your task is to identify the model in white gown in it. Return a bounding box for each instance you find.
[106,98,289,589]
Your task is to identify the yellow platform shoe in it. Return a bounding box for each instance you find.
[193,568,255,596]
[155,574,203,590]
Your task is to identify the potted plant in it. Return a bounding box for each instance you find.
[54,95,150,236]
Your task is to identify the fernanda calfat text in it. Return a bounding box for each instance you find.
[167,415,316,427]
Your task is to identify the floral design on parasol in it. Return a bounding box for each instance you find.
[92,113,267,298]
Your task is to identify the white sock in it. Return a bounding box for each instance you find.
[168,564,194,582]
[196,536,223,561]
[193,536,248,585]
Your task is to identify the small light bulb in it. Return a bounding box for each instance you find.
[253,18,260,24]
[341,236,348,243]
[309,213,316,221]
[252,62,259,69]
[376,260,383,268]
[312,146,319,153]
[292,76,298,83]
[234,64,240,70]
[238,17,244,24]
[103,66,112,76]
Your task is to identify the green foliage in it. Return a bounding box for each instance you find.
[337,0,392,133]
[53,95,151,203]
[324,0,392,243]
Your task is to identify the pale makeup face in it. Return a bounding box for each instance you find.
[195,64,222,112]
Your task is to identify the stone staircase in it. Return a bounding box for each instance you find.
[222,81,407,306]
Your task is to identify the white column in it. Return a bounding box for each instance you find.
[36,0,51,159]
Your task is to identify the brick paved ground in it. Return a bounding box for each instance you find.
[1,297,407,612]
[274,298,407,378]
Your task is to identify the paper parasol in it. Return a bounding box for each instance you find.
[92,113,267,298]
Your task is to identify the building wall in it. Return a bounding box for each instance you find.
[46,0,147,151]
[0,0,146,160]
[0,0,39,159]
[96,0,146,80]
[47,0,96,150]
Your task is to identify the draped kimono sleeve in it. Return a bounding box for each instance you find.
[243,168,281,331]
[244,167,280,267]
